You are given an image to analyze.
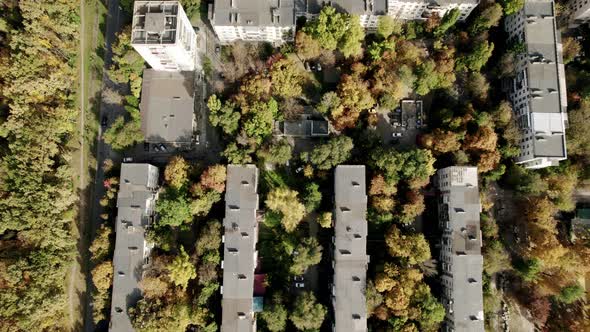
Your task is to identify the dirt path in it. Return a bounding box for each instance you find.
[68,0,86,327]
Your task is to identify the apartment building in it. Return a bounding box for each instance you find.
[221,165,260,332]
[564,0,590,28]
[131,1,199,71]
[139,69,196,146]
[209,0,296,44]
[332,165,369,332]
[436,166,484,332]
[109,163,159,332]
[504,0,568,169]
[387,0,479,21]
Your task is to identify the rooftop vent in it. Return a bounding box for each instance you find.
[468,278,477,283]
[238,274,247,279]
[339,249,351,255]
[241,180,249,185]
[340,207,350,212]
[115,307,123,313]
[229,205,240,210]
[352,181,360,187]
[238,312,246,319]
[241,232,249,237]
[352,314,361,320]
[352,276,361,281]
[353,234,362,239]
[228,247,239,253]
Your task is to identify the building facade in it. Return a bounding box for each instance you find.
[221,165,260,332]
[209,0,296,44]
[504,0,568,169]
[387,0,479,21]
[131,1,199,71]
[436,166,484,332]
[109,163,159,332]
[563,0,590,28]
[332,165,368,332]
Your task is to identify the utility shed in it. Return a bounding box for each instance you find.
[332,165,368,332]
[139,69,195,145]
[109,163,159,332]
[221,165,260,332]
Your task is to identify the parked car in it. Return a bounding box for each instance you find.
[304,62,311,72]
[215,46,221,54]
[294,283,304,288]
[159,144,168,152]
[294,275,304,281]
[101,116,108,127]
[123,157,133,163]
[144,142,150,152]
[316,63,322,71]
[153,145,160,152]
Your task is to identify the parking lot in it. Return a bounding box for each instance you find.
[375,99,426,147]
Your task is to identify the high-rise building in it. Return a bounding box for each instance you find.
[332,165,368,332]
[109,163,159,332]
[436,166,484,332]
[504,0,568,169]
[221,165,260,332]
[563,0,590,28]
[131,1,199,71]
[209,0,296,44]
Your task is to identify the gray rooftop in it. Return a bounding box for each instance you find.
[110,163,159,332]
[132,1,182,44]
[333,165,368,332]
[521,0,567,158]
[139,69,195,144]
[221,165,259,332]
[212,0,295,27]
[437,166,484,332]
[275,119,329,137]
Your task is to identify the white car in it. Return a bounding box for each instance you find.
[295,283,304,288]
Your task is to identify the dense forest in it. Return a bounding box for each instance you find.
[0,0,81,330]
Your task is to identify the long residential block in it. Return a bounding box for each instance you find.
[221,165,260,332]
[332,165,368,332]
[436,166,484,332]
[131,1,199,71]
[504,0,568,169]
[563,0,590,28]
[209,0,296,44]
[110,163,159,332]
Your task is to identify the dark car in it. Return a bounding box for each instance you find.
[144,142,150,152]
[215,46,221,54]
[101,116,108,127]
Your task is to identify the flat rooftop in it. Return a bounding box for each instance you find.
[221,165,259,332]
[139,69,195,144]
[110,163,159,332]
[132,1,182,44]
[212,0,295,27]
[333,165,368,332]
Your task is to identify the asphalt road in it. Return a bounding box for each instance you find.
[83,0,122,330]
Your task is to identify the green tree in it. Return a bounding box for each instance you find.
[180,0,201,18]
[199,164,227,193]
[92,260,113,292]
[90,224,112,263]
[562,37,582,64]
[303,6,348,50]
[309,136,354,170]
[290,292,327,331]
[483,240,511,274]
[515,258,542,282]
[156,190,193,227]
[339,15,364,58]
[318,212,333,228]
[266,188,306,232]
[456,40,494,72]
[243,99,279,143]
[469,4,503,35]
[500,0,524,15]
[257,139,293,165]
[260,294,288,332]
[303,182,322,213]
[377,16,402,39]
[567,98,590,156]
[295,31,322,60]
[168,246,197,289]
[316,91,342,115]
[164,156,190,190]
[223,143,254,164]
[290,237,323,275]
[103,115,144,150]
[191,190,222,216]
[270,58,304,98]
[196,220,222,255]
[208,97,241,135]
[434,8,460,36]
[556,284,584,304]
[385,225,431,265]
